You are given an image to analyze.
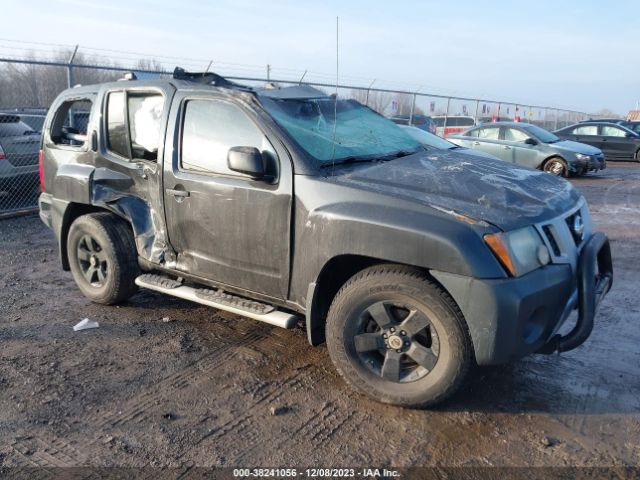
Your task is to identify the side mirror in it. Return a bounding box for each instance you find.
[625,132,635,138]
[524,137,538,145]
[227,146,265,178]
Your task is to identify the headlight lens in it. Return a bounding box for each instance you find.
[576,153,591,161]
[484,227,550,277]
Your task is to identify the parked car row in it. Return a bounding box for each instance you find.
[448,122,606,177]
[392,112,639,177]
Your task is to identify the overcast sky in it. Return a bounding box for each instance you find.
[1,0,637,114]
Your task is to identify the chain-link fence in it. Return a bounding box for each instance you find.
[0,56,589,217]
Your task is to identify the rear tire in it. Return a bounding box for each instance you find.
[543,157,568,177]
[67,212,139,305]
[635,149,640,162]
[326,265,473,408]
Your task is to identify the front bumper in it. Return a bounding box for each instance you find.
[538,232,612,353]
[588,154,606,171]
[431,232,613,365]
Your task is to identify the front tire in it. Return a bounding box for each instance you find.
[542,157,568,177]
[326,265,473,408]
[67,212,139,305]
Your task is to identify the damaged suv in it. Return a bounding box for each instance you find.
[39,69,613,407]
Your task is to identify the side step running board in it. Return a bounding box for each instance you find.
[135,274,300,329]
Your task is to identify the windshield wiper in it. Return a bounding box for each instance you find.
[379,148,422,161]
[319,156,379,168]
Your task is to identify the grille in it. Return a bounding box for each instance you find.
[542,225,561,256]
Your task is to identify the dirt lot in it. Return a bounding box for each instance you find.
[0,163,639,472]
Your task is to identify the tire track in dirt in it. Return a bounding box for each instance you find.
[91,323,273,432]
[8,436,87,468]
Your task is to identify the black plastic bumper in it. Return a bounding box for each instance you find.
[538,232,613,353]
[431,232,613,365]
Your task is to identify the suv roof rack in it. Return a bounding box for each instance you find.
[172,67,254,92]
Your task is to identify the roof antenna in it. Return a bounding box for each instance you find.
[330,16,339,175]
[298,69,307,85]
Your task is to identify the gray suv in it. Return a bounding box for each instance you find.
[38,69,612,408]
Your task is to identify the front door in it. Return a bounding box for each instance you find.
[163,93,292,299]
[470,126,506,160]
[501,126,540,169]
[599,124,633,160]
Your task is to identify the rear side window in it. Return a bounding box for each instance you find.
[476,127,500,140]
[106,91,164,161]
[181,99,275,175]
[573,125,598,135]
[106,92,129,158]
[50,98,93,146]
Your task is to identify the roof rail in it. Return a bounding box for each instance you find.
[172,67,253,92]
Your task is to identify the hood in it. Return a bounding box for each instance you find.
[552,140,602,155]
[329,150,581,231]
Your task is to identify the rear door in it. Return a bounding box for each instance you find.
[571,124,602,150]
[93,85,174,258]
[467,126,506,160]
[163,92,293,299]
[599,124,635,160]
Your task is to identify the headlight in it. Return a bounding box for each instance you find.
[484,226,550,277]
[576,153,591,161]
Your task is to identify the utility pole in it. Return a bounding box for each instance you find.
[266,64,271,82]
[67,44,79,90]
[67,44,79,129]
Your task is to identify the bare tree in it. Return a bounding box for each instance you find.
[350,88,393,115]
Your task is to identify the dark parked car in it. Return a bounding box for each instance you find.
[449,122,605,176]
[400,125,500,161]
[390,114,437,134]
[0,114,41,193]
[554,122,640,161]
[38,68,612,408]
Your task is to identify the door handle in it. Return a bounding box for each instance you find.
[503,145,512,149]
[166,188,190,198]
[473,141,481,145]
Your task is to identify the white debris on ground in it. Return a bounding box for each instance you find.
[73,318,100,331]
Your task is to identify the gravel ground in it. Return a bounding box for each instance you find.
[0,163,639,472]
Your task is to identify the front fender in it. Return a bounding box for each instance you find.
[289,200,506,307]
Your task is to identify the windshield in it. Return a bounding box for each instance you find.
[401,126,457,150]
[623,122,640,134]
[521,124,560,143]
[260,97,421,163]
